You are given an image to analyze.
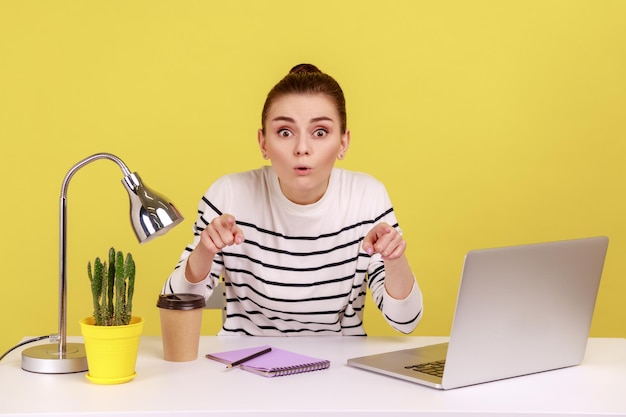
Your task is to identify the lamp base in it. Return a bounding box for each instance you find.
[21,343,88,374]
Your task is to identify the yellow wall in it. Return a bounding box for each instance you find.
[1,1,625,355]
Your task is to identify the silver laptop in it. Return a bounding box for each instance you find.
[347,236,609,390]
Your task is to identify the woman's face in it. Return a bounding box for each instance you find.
[258,93,350,205]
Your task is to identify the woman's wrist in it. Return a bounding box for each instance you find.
[185,246,216,283]
[383,256,415,300]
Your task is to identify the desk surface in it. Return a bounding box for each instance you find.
[1,336,625,417]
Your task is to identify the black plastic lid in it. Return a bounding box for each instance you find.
[157,293,206,310]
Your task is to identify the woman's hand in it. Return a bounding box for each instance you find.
[362,222,406,260]
[363,222,414,300]
[186,214,244,283]
[199,214,245,256]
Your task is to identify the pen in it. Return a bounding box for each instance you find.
[226,347,272,368]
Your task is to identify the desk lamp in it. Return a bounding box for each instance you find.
[21,152,184,374]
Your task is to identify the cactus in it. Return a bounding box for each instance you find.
[87,247,136,326]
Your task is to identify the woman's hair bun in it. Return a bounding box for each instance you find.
[261,63,347,133]
[289,63,322,75]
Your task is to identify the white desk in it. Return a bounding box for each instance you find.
[1,336,625,416]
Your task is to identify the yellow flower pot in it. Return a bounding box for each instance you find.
[79,316,144,385]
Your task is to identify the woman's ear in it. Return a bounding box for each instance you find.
[338,130,351,160]
[258,129,268,159]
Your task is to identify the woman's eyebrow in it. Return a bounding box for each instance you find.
[271,116,295,124]
[310,116,334,123]
[270,116,334,124]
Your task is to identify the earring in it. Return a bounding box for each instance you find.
[338,153,345,160]
[263,153,269,160]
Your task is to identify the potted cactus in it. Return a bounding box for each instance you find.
[79,247,144,384]
[88,247,136,326]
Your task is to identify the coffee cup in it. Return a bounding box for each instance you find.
[157,293,206,361]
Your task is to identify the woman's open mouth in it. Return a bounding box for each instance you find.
[294,166,312,175]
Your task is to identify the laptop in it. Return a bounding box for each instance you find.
[347,236,609,389]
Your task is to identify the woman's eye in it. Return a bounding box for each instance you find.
[313,129,328,138]
[278,129,292,138]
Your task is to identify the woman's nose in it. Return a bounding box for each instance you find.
[294,136,311,155]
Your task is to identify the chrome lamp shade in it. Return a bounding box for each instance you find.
[123,172,184,243]
[21,153,183,374]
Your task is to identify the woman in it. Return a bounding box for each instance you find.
[163,64,423,336]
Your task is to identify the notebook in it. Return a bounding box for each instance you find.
[347,236,609,390]
[206,345,330,377]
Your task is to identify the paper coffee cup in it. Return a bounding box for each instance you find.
[157,293,206,362]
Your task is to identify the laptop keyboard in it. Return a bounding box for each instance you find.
[405,360,446,377]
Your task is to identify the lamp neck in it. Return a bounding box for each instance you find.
[60,153,131,199]
[57,153,132,355]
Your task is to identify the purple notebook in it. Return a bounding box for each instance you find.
[205,345,330,377]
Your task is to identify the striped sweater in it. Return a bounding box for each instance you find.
[163,166,423,336]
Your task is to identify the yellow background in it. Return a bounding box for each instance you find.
[1,1,625,355]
